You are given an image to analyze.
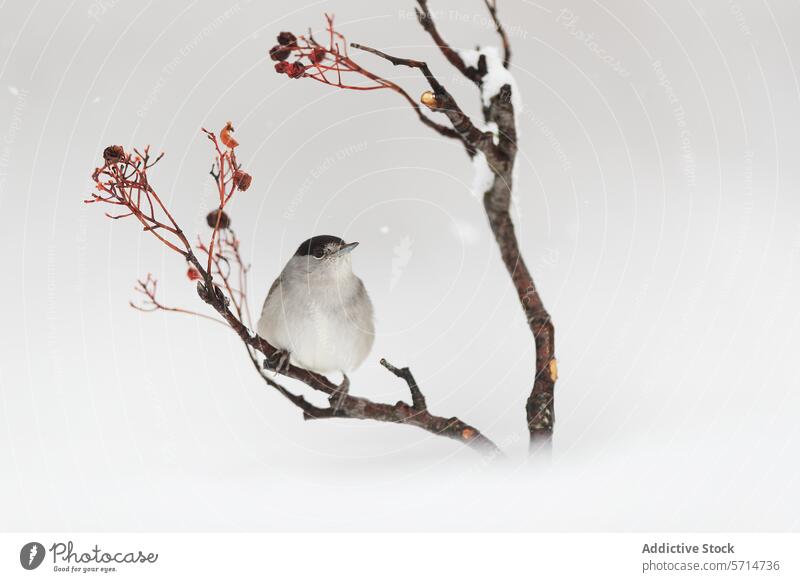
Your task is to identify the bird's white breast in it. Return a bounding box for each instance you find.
[257,258,374,374]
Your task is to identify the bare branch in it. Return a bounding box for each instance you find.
[350,42,495,159]
[483,0,511,67]
[243,344,330,418]
[481,175,555,442]
[305,389,500,456]
[414,0,509,77]
[129,274,228,327]
[380,358,426,410]
[415,0,483,84]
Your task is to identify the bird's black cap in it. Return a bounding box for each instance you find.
[295,235,345,258]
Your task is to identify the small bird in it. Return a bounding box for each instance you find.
[257,235,375,380]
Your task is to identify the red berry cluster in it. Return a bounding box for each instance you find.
[269,31,320,80]
[274,60,305,78]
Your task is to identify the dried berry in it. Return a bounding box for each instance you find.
[233,170,252,192]
[286,61,305,79]
[220,121,239,149]
[206,209,231,229]
[274,61,289,74]
[103,145,125,164]
[309,47,326,64]
[187,267,202,281]
[269,44,291,62]
[420,91,438,109]
[277,31,296,46]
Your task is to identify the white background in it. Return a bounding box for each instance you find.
[1,0,799,530]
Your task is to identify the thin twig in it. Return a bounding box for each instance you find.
[129,275,228,327]
[380,358,426,411]
[415,0,483,84]
[351,42,493,158]
[275,16,462,142]
[483,0,511,68]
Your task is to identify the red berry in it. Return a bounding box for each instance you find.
[277,31,296,46]
[269,44,291,62]
[287,61,305,79]
[187,268,201,281]
[274,61,289,74]
[206,209,231,229]
[233,170,252,192]
[103,145,124,164]
[309,48,326,64]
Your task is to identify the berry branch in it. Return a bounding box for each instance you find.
[87,145,190,256]
[269,15,464,144]
[86,125,501,458]
[201,124,252,277]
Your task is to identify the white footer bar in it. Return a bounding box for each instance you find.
[1,533,796,581]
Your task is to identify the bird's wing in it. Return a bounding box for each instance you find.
[267,276,281,298]
[262,276,282,310]
[257,276,283,339]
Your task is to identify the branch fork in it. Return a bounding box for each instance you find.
[88,124,501,458]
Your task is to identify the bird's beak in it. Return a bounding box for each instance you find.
[336,241,359,255]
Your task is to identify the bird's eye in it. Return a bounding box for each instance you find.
[312,248,324,259]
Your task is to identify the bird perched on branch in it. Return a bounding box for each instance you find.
[257,235,374,383]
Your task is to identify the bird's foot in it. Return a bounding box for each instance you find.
[337,373,350,396]
[329,373,350,412]
[263,349,291,375]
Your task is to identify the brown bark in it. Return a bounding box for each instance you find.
[480,88,556,445]
[355,3,558,445]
